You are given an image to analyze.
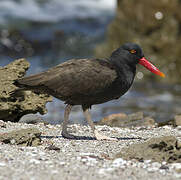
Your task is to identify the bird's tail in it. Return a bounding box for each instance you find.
[12,72,46,95]
[10,80,29,96]
[14,72,45,87]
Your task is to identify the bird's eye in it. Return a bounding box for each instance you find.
[130,49,136,54]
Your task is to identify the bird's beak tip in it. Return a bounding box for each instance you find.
[139,57,165,78]
[160,72,165,78]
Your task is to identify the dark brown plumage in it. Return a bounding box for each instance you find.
[15,58,132,108]
[14,43,165,140]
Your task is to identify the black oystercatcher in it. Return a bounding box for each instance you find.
[13,43,165,140]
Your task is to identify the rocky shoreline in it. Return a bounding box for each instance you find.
[0,121,181,180]
[0,59,181,179]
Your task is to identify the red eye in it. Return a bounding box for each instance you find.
[130,49,136,54]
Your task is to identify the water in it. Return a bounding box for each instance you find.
[0,0,115,24]
[0,0,180,124]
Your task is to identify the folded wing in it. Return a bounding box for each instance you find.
[16,58,117,97]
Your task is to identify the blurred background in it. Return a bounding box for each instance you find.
[0,0,181,124]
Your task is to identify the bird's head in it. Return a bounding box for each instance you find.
[110,43,165,78]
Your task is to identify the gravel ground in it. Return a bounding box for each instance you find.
[0,121,181,180]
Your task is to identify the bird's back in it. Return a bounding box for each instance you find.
[14,58,119,106]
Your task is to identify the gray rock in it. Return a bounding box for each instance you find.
[19,114,44,124]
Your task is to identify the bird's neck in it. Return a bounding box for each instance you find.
[110,57,136,86]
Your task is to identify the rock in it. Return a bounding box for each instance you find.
[0,59,52,122]
[0,128,41,146]
[0,58,29,99]
[143,117,155,126]
[128,112,143,121]
[97,112,155,127]
[174,115,181,126]
[115,136,181,163]
[97,113,128,127]
[19,114,44,124]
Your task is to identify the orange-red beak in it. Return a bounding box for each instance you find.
[139,57,165,78]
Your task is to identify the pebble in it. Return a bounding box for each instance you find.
[112,158,127,167]
[0,162,6,166]
[176,126,181,131]
[0,122,180,180]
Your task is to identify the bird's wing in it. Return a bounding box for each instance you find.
[17,58,117,97]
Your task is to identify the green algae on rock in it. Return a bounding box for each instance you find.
[0,128,41,146]
[0,59,52,122]
[116,136,181,163]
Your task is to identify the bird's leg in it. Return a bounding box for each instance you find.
[82,106,117,141]
[61,104,76,139]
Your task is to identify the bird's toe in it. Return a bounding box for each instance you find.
[94,130,118,141]
[61,131,77,139]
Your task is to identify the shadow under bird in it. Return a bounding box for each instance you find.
[13,43,165,140]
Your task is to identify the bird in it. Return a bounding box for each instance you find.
[13,43,165,140]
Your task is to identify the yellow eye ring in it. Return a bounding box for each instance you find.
[130,49,136,54]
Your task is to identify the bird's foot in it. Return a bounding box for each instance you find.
[61,131,77,139]
[94,130,118,141]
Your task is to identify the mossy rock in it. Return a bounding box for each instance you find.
[0,59,52,122]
